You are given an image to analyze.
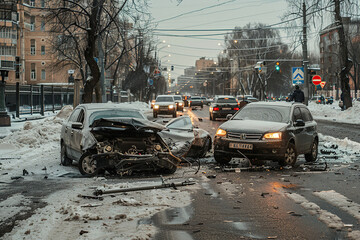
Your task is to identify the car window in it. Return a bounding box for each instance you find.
[191,97,200,100]
[78,109,85,124]
[69,108,81,122]
[156,96,174,102]
[173,96,182,101]
[233,106,290,123]
[216,98,237,103]
[167,117,192,130]
[300,107,313,122]
[89,110,144,125]
[293,107,303,121]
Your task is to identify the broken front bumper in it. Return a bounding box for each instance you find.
[92,152,180,172]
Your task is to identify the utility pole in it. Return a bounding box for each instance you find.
[98,35,106,103]
[302,1,309,106]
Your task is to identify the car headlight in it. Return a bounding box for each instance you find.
[154,105,159,109]
[215,128,227,137]
[263,132,282,140]
[169,105,174,109]
[179,103,183,106]
[151,102,155,106]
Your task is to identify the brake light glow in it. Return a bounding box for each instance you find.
[233,107,240,111]
[213,107,220,111]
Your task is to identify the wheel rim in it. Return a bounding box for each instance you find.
[284,146,296,165]
[82,155,97,174]
[311,142,318,159]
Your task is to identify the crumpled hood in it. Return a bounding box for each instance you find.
[90,117,166,131]
[220,120,288,134]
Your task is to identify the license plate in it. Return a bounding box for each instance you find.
[222,108,231,110]
[229,142,253,150]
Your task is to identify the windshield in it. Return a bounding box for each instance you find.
[89,110,144,124]
[191,97,201,100]
[232,106,290,123]
[156,96,174,102]
[216,98,237,103]
[173,96,182,100]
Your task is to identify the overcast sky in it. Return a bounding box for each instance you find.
[148,0,326,79]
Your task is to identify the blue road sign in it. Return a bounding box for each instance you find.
[148,78,153,85]
[292,67,304,85]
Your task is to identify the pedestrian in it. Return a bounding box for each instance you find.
[340,92,345,110]
[320,95,325,104]
[290,85,305,103]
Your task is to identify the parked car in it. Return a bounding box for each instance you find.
[60,104,212,176]
[188,96,203,108]
[325,97,334,104]
[172,95,184,112]
[213,102,318,166]
[201,97,212,105]
[209,95,239,121]
[153,95,177,118]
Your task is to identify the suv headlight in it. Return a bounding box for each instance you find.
[263,132,282,140]
[179,102,183,106]
[215,128,227,137]
[154,105,159,109]
[169,105,174,109]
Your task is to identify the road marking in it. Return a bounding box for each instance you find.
[313,190,360,221]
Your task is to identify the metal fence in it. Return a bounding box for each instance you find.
[5,83,74,117]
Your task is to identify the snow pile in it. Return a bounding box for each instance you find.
[2,179,193,240]
[308,101,360,124]
[0,106,72,148]
[0,194,32,222]
[320,134,360,152]
[118,101,150,113]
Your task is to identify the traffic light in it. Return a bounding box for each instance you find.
[171,65,174,71]
[275,62,280,71]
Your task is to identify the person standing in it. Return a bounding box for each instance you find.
[290,85,305,103]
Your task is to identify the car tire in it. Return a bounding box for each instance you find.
[153,112,158,118]
[201,105,203,109]
[79,151,99,177]
[60,142,72,166]
[305,139,318,162]
[172,111,177,118]
[279,142,297,166]
[214,153,232,165]
[162,165,177,174]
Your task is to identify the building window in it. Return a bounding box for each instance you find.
[41,0,45,8]
[30,0,35,7]
[41,20,45,31]
[41,69,46,80]
[30,16,35,31]
[0,46,16,56]
[41,45,45,55]
[31,63,36,80]
[30,39,36,55]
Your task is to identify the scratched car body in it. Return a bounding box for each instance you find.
[60,103,211,176]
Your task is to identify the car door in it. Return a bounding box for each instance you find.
[70,108,86,161]
[65,108,81,159]
[292,107,307,154]
[300,107,317,152]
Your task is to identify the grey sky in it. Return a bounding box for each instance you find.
[150,0,297,78]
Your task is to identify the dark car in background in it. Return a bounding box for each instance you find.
[213,102,318,166]
[188,96,203,108]
[209,95,239,121]
[325,97,334,104]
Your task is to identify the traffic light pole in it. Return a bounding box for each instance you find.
[302,1,309,106]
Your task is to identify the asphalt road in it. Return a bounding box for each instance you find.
[153,105,360,240]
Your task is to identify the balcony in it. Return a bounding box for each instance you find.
[0,60,15,70]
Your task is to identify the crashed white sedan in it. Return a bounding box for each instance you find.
[60,103,211,176]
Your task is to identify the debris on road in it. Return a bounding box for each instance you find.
[78,194,104,201]
[261,192,270,198]
[23,169,29,176]
[11,176,24,180]
[79,230,88,235]
[301,161,328,171]
[94,180,196,196]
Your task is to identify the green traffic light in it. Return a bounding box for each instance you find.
[275,65,280,71]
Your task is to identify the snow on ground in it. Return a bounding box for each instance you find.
[307,100,360,125]
[2,178,193,240]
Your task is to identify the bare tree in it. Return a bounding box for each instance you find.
[47,0,149,103]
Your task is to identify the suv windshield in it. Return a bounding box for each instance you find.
[89,110,144,124]
[156,96,174,102]
[173,96,182,101]
[191,97,201,100]
[216,98,237,103]
[232,106,290,123]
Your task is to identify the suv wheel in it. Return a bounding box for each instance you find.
[305,139,318,162]
[79,151,98,177]
[214,153,232,165]
[279,143,297,166]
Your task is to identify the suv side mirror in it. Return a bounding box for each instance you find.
[72,122,83,129]
[294,119,305,127]
[226,114,233,120]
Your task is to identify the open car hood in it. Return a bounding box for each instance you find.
[90,117,166,132]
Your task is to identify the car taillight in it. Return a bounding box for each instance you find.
[213,107,220,111]
[233,107,239,111]
[318,100,321,103]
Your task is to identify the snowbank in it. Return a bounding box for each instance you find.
[308,101,360,125]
